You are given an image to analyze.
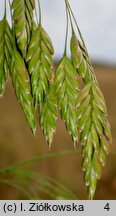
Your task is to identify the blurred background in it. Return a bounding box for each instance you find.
[0,0,116,199]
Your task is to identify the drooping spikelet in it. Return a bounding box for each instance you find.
[11,48,36,134]
[70,15,112,198]
[55,56,80,144]
[76,82,112,199]
[26,25,54,109]
[0,17,14,97]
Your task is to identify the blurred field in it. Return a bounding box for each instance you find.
[0,64,116,200]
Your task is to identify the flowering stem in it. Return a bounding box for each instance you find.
[38,0,42,25]
[66,0,85,47]
[64,0,69,56]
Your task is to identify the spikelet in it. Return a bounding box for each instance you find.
[40,81,58,147]
[76,82,112,199]
[12,0,35,58]
[71,32,97,84]
[54,56,80,143]
[10,48,36,134]
[26,25,54,109]
[0,17,14,97]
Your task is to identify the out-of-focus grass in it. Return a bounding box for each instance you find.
[0,150,81,200]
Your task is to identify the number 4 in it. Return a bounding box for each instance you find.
[104,203,110,211]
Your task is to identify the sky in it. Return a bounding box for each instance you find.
[1,0,116,65]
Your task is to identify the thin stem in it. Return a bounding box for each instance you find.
[0,149,80,174]
[64,0,69,56]
[37,0,42,25]
[4,0,7,17]
[65,0,74,33]
[66,0,85,47]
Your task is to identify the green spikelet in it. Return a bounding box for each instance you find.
[71,32,97,84]
[54,56,80,144]
[12,0,35,58]
[40,81,58,147]
[26,25,54,109]
[76,82,112,199]
[10,48,36,134]
[0,17,14,97]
